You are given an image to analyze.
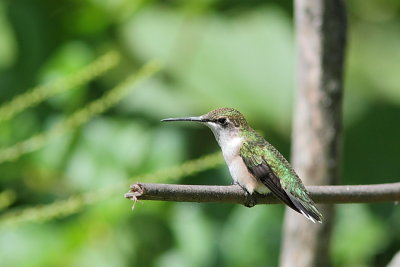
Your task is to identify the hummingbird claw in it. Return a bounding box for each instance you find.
[244,193,257,208]
[237,184,257,207]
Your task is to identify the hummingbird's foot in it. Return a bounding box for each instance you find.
[244,192,257,208]
[236,185,257,208]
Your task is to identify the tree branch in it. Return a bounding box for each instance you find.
[283,0,347,265]
[124,182,400,205]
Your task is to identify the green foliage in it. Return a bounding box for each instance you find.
[0,151,221,227]
[0,58,161,163]
[0,51,120,123]
[333,205,388,266]
[0,1,399,267]
[0,189,16,211]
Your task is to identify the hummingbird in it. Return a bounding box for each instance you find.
[161,107,322,223]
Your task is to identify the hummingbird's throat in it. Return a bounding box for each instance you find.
[205,122,241,148]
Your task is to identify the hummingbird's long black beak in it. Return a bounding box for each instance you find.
[161,116,205,122]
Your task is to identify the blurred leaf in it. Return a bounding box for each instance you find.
[121,6,294,135]
[333,205,388,266]
[65,118,151,191]
[0,50,120,123]
[0,189,16,211]
[118,78,202,120]
[40,42,94,82]
[165,204,217,267]
[0,2,17,69]
[220,205,283,267]
[0,60,160,164]
[67,2,111,36]
[346,19,400,106]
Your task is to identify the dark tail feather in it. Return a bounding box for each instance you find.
[285,191,323,223]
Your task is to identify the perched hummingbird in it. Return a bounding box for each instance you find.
[162,107,322,223]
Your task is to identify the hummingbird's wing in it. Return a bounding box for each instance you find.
[240,140,322,223]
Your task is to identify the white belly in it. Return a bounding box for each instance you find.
[219,136,269,194]
[228,156,270,194]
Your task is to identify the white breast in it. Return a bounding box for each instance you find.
[219,136,243,164]
[218,136,269,194]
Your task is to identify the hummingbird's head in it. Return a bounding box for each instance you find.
[202,107,248,128]
[161,108,249,142]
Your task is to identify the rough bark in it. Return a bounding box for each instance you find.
[280,0,347,266]
[124,183,400,204]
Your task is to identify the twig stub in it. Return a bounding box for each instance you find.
[124,183,145,201]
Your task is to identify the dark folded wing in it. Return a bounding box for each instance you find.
[247,161,299,212]
[240,140,322,223]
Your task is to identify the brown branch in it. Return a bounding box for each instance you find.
[284,0,347,265]
[124,182,400,205]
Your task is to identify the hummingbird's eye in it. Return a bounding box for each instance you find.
[217,118,227,125]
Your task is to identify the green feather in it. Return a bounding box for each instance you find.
[240,129,323,222]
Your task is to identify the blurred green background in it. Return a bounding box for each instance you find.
[0,0,399,266]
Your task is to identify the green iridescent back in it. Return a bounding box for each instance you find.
[239,128,310,200]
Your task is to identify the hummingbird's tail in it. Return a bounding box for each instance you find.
[286,191,323,223]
